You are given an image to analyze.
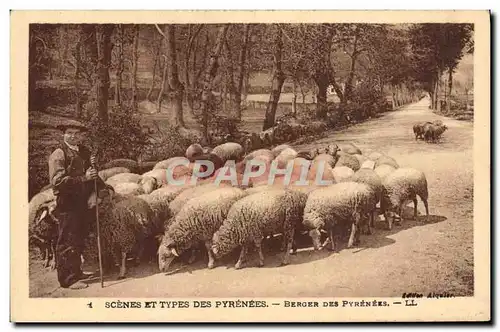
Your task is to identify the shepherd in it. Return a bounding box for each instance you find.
[48,122,108,290]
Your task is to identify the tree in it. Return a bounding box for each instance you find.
[130,24,140,111]
[263,24,285,130]
[94,24,114,123]
[156,24,185,127]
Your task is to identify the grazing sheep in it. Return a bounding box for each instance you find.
[185,143,204,160]
[212,189,307,269]
[331,166,355,183]
[102,159,139,173]
[302,182,377,251]
[168,182,232,217]
[423,123,448,143]
[335,151,360,171]
[271,144,292,157]
[97,190,159,279]
[137,193,171,228]
[106,173,142,187]
[367,151,384,161]
[153,157,190,170]
[374,164,397,181]
[98,167,131,182]
[157,187,247,272]
[374,155,399,169]
[380,167,429,230]
[350,168,384,233]
[338,143,362,155]
[212,142,245,164]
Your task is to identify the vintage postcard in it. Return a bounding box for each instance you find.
[11,10,490,322]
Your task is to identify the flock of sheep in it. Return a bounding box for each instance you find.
[413,119,448,143]
[29,138,431,281]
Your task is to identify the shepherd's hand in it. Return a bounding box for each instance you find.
[90,155,97,166]
[86,167,98,180]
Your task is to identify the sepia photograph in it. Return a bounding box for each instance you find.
[10,10,490,322]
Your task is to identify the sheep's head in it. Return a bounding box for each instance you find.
[326,144,339,157]
[157,235,181,273]
[308,229,322,250]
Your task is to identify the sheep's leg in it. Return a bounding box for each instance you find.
[347,222,357,248]
[423,198,430,217]
[327,228,335,251]
[43,247,50,268]
[254,239,265,267]
[49,242,57,270]
[205,240,215,269]
[118,251,127,280]
[366,212,373,235]
[235,245,248,270]
[384,211,392,230]
[280,227,295,266]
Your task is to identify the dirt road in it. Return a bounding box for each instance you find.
[30,97,474,298]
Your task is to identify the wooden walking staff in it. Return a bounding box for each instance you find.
[90,148,104,288]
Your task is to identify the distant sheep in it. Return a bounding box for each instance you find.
[212,142,245,164]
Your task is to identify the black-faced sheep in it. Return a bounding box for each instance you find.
[211,189,307,269]
[157,187,247,272]
[380,167,429,230]
[302,182,377,251]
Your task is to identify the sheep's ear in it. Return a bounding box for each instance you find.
[171,247,179,257]
[37,209,48,223]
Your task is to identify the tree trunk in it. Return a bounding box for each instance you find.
[223,38,237,117]
[146,33,160,101]
[343,29,359,102]
[313,73,329,119]
[95,24,114,124]
[115,24,124,107]
[235,24,250,120]
[200,25,229,142]
[74,34,82,118]
[164,25,185,127]
[130,24,139,111]
[263,25,285,131]
[292,79,297,116]
[157,55,168,112]
[447,67,453,113]
[433,72,440,110]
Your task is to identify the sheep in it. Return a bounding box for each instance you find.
[211,142,245,164]
[137,161,158,174]
[361,160,376,170]
[335,151,360,171]
[153,157,190,170]
[338,143,362,155]
[413,122,429,140]
[353,154,368,166]
[380,167,429,230]
[271,144,292,157]
[307,159,336,186]
[374,164,397,181]
[139,176,158,194]
[112,182,145,196]
[102,158,139,173]
[98,167,131,182]
[143,165,193,187]
[274,147,298,169]
[211,189,308,269]
[168,182,233,217]
[243,149,274,162]
[97,189,159,279]
[29,199,58,269]
[105,173,142,187]
[367,151,384,161]
[423,123,448,143]
[157,187,247,272]
[185,143,204,160]
[302,182,377,252]
[188,152,225,179]
[313,153,337,168]
[331,166,355,183]
[349,168,384,234]
[374,155,399,169]
[29,188,55,229]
